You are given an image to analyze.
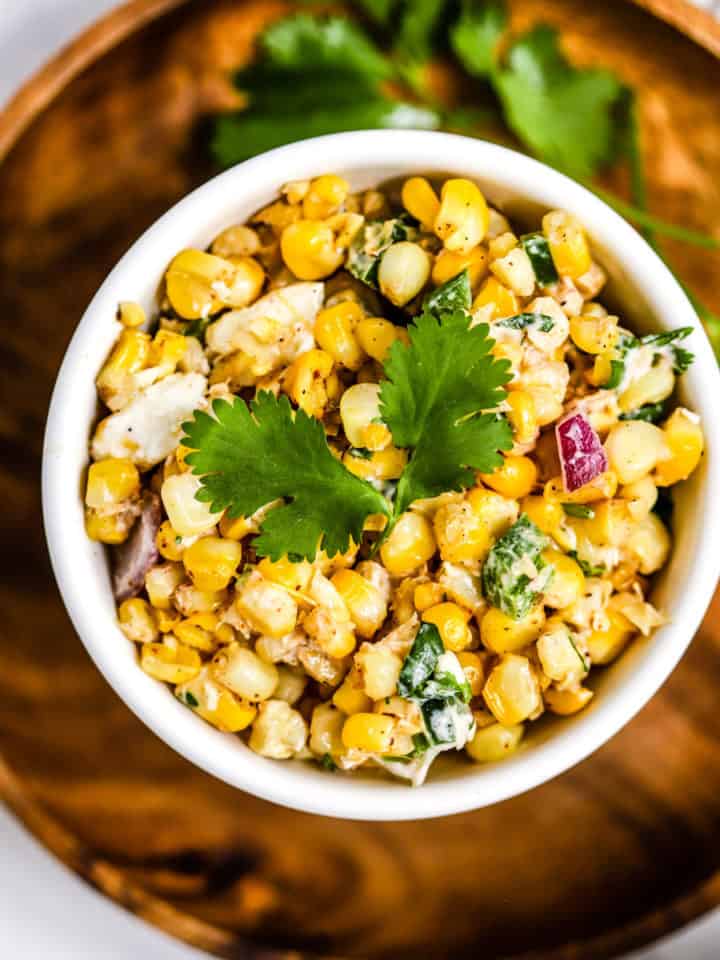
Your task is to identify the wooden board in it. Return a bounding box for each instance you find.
[2,1,720,957]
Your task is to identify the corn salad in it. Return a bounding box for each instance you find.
[86,173,703,786]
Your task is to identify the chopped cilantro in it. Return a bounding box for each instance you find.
[178,690,199,708]
[321,753,337,771]
[348,446,374,461]
[619,402,666,424]
[562,503,595,519]
[497,312,554,333]
[347,216,418,288]
[568,550,605,577]
[521,233,558,286]
[423,268,472,315]
[184,317,212,341]
[450,0,507,78]
[569,634,590,674]
[398,622,444,697]
[482,514,553,619]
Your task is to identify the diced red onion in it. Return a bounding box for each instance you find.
[555,411,608,492]
[112,492,161,601]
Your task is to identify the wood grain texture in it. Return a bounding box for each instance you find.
[1,1,720,958]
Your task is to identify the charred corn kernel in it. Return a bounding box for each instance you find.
[141,640,201,684]
[331,569,387,638]
[214,623,235,645]
[249,700,308,758]
[356,644,403,700]
[544,686,594,716]
[280,220,343,280]
[176,668,256,732]
[619,358,675,414]
[339,382,389,450]
[173,613,218,652]
[117,301,146,328]
[156,608,180,633]
[466,486,519,533]
[145,562,185,610]
[655,408,704,486]
[490,247,536,297]
[457,651,485,695]
[527,386,564,428]
[414,581,445,612]
[173,444,193,473]
[85,458,139,508]
[626,512,671,574]
[432,246,488,289]
[433,500,491,564]
[586,608,635,664]
[343,445,407,481]
[166,249,264,318]
[434,178,489,254]
[380,511,436,576]
[118,598,158,644]
[341,712,395,752]
[401,176,440,231]
[84,510,130,544]
[302,174,349,219]
[506,391,538,445]
[488,232,518,260]
[378,241,431,307]
[173,583,227,616]
[213,645,278,702]
[605,421,669,485]
[481,455,537,499]
[219,512,254,540]
[572,501,633,547]
[537,619,586,682]
[161,473,223,537]
[544,471,618,504]
[542,210,591,280]
[95,329,150,400]
[314,301,366,370]
[480,605,545,654]
[251,199,300,233]
[148,329,187,372]
[333,669,373,714]
[355,317,407,362]
[285,348,334,417]
[472,277,518,319]
[211,224,260,258]
[483,654,542,725]
[423,602,473,652]
[520,496,564,535]
[235,575,298,638]
[466,722,524,763]
[273,665,306,705]
[310,702,345,757]
[182,536,242,592]
[569,314,619,354]
[541,550,585,609]
[257,556,313,593]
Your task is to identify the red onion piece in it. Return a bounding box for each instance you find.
[555,412,608,492]
[112,492,161,602]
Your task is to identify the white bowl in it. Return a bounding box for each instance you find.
[42,130,720,820]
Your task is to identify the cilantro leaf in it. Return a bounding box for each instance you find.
[450,0,507,78]
[181,392,390,561]
[497,312,554,333]
[396,0,447,63]
[259,14,391,78]
[482,514,553,619]
[494,25,625,178]
[380,310,513,515]
[423,268,472,314]
[355,0,395,23]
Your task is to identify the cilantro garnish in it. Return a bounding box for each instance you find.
[449,0,506,78]
[562,503,595,519]
[181,392,390,561]
[380,308,513,517]
[321,752,337,771]
[568,550,605,578]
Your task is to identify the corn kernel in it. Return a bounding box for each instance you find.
[257,556,313,593]
[339,382,390,450]
[432,246,488,290]
[213,645,279,701]
[380,512,436,576]
[466,722,524,762]
[314,301,366,370]
[182,536,242,592]
[434,178,489,254]
[249,699,308,758]
[618,358,675,414]
[506,391,538,445]
[414,581,445,612]
[472,277,518,319]
[85,458,139,509]
[544,686,594,716]
[457,650,485,695]
[423,602,473,652]
[544,471,618,503]
[161,473,223,537]
[378,242,431,307]
[520,495,564,535]
[480,455,537,499]
[355,317,407,363]
[219,512,254,541]
[310,702,345,757]
[343,446,407,481]
[625,512,671,574]
[166,249,264,319]
[281,220,343,280]
[156,520,184,561]
[541,550,585,609]
[235,574,298,638]
[655,408,704,486]
[483,654,542,725]
[341,712,395,753]
[285,348,334,417]
[586,608,635,664]
[333,669,373,714]
[117,301,146,328]
[331,569,387,638]
[211,224,260,258]
[118,598,158,644]
[173,612,219,652]
[480,606,545,654]
[489,247,535,297]
[401,176,440,231]
[605,421,669,485]
[145,562,185,610]
[84,510,131,544]
[176,667,256,732]
[303,174,349,220]
[141,640,201,684]
[542,211,591,280]
[156,608,180,633]
[569,314,619,354]
[432,500,491,565]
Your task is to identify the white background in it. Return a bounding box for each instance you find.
[1,1,719,957]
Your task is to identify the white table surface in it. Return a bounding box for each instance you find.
[2,2,719,957]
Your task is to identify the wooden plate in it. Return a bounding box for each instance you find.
[2,1,720,957]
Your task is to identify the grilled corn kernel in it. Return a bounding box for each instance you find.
[480,606,545,654]
[472,277,518,319]
[619,357,675,414]
[141,640,201,684]
[156,610,180,635]
[541,550,585,609]
[542,211,591,280]
[343,445,407,480]
[280,220,343,280]
[569,314,619,354]
[481,455,537,499]
[211,224,260,258]
[85,510,133,544]
[544,471,618,504]
[483,654,542,725]
[257,556,313,593]
[310,702,345,757]
[433,500,491,564]
[605,421,669,484]
[118,598,158,644]
[520,496,564,535]
[173,583,227,616]
[173,612,219,652]
[145,562,185,610]
[654,408,704,486]
[401,176,440,231]
[625,512,671,574]
[434,178,489,254]
[213,645,278,702]
[331,569,387,638]
[161,472,223,537]
[572,501,633,547]
[414,581,445,612]
[457,651,486,695]
[466,486,519,536]
[85,458,139,508]
[249,700,308,758]
[423,602,473,652]
[285,348,334,417]
[586,608,635,664]
[95,329,151,403]
[314,301,366,370]
[544,686,594,716]
[466,722,524,763]
[380,512,436,576]
[117,301,146,328]
[356,643,403,700]
[302,174,349,219]
[339,382,390,450]
[432,246,488,290]
[182,536,242,592]
[219,512,255,541]
[333,669,373,714]
[148,329,187,374]
[235,575,298,638]
[378,241,431,307]
[341,712,395,752]
[166,249,264,319]
[355,317,408,363]
[489,247,535,297]
[273,665,306,705]
[156,520,185,562]
[537,619,586,682]
[488,232,518,260]
[176,668,256,731]
[506,391,538,445]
